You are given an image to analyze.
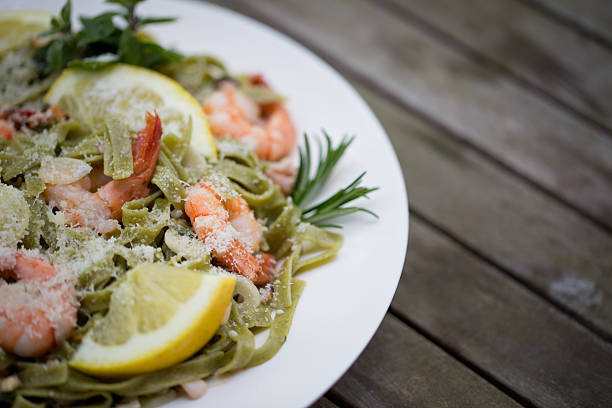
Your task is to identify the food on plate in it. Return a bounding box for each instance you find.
[0,1,377,406]
[70,264,236,377]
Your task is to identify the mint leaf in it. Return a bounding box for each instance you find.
[117,29,141,64]
[118,30,181,68]
[77,12,120,46]
[44,39,74,74]
[35,0,182,74]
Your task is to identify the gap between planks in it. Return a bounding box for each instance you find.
[355,73,612,344]
[409,207,612,344]
[518,0,612,51]
[391,217,612,408]
[387,307,536,408]
[375,0,612,138]
[349,66,612,237]
[323,314,524,408]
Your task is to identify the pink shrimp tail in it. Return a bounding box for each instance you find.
[257,253,277,281]
[185,181,273,285]
[256,106,296,161]
[0,250,77,357]
[97,112,162,219]
[132,111,163,179]
[1,253,55,282]
[203,78,297,162]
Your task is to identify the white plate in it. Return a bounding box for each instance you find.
[4,0,409,406]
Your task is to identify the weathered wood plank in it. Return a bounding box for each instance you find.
[329,314,522,408]
[351,80,612,337]
[529,0,612,44]
[388,0,612,131]
[309,397,340,408]
[395,218,612,408]
[216,0,612,232]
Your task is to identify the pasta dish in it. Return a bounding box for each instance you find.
[0,1,377,406]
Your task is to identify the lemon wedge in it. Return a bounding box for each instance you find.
[0,10,52,56]
[44,63,217,159]
[70,264,235,377]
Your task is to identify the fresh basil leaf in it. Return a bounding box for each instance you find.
[77,12,120,46]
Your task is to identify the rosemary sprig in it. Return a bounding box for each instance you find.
[290,132,379,228]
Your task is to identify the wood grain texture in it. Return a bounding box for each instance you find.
[529,0,612,43]
[352,81,612,337]
[215,0,612,231]
[388,0,612,131]
[329,314,522,408]
[395,218,612,408]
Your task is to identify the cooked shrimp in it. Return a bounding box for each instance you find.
[185,180,275,285]
[0,105,65,140]
[0,119,15,141]
[0,249,77,357]
[265,156,297,195]
[203,79,296,161]
[225,195,263,253]
[44,112,162,234]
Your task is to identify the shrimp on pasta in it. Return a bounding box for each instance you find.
[185,179,276,285]
[0,249,77,357]
[43,112,162,234]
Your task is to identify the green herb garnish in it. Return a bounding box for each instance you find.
[35,0,181,74]
[291,132,379,228]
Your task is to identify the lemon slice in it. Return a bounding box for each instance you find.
[44,64,216,159]
[70,264,235,377]
[0,10,52,56]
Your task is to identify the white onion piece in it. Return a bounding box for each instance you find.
[233,275,261,314]
[39,157,92,185]
[233,88,260,122]
[163,228,207,259]
[221,302,232,325]
[181,380,208,399]
[0,376,22,392]
[265,156,297,195]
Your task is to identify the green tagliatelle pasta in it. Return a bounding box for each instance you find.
[0,114,342,407]
[0,25,348,404]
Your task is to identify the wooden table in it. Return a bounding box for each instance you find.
[208,1,612,407]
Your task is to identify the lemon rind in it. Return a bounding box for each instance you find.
[70,273,235,377]
[44,63,217,159]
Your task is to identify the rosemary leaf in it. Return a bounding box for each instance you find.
[291,132,379,228]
